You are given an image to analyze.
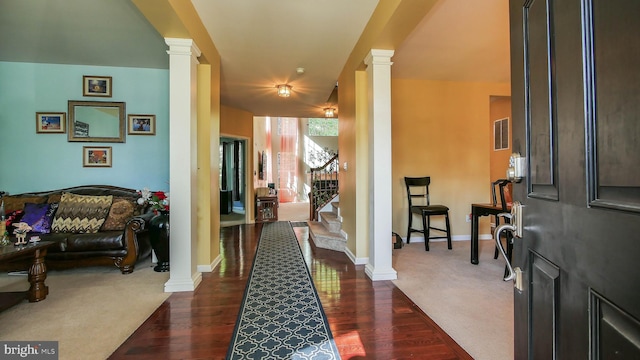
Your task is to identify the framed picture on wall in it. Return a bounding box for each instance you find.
[35,112,66,133]
[127,114,156,135]
[83,146,112,167]
[83,75,112,97]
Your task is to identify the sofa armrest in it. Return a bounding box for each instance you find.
[131,211,156,231]
[117,211,154,274]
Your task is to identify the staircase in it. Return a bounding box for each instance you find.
[308,200,346,252]
[309,153,339,221]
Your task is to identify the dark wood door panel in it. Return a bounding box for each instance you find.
[591,291,640,359]
[585,0,640,212]
[529,251,559,359]
[511,0,640,358]
[524,0,558,200]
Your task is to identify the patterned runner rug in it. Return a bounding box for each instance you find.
[226,221,341,359]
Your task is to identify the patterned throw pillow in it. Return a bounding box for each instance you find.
[51,193,113,233]
[101,197,136,231]
[21,202,59,234]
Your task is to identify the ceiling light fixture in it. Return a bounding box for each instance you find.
[277,84,291,97]
[324,107,335,118]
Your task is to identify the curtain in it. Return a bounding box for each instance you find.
[265,117,273,185]
[278,118,298,202]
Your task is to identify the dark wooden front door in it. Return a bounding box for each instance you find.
[509,0,640,358]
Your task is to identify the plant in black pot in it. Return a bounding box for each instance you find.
[138,188,170,272]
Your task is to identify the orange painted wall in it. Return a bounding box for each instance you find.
[490,96,512,181]
[392,79,510,238]
[220,105,253,138]
[220,104,255,220]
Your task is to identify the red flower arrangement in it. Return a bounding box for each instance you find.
[137,188,170,214]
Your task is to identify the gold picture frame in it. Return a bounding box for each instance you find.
[83,146,112,167]
[36,112,66,133]
[83,75,112,97]
[127,114,156,135]
[68,100,125,143]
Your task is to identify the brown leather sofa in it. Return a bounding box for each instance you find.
[0,185,153,274]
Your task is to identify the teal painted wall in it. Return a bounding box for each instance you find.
[0,62,169,194]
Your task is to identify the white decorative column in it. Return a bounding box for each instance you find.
[364,49,397,281]
[164,38,203,292]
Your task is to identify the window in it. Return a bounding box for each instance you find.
[494,118,509,151]
[308,118,338,136]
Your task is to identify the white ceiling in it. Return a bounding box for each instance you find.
[0,0,510,118]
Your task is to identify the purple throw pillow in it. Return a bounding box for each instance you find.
[21,202,58,234]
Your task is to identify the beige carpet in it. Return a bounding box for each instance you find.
[0,259,170,360]
[392,239,514,360]
[278,201,310,221]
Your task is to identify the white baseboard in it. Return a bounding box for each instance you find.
[344,246,368,265]
[197,254,222,273]
[164,272,202,293]
[365,264,398,281]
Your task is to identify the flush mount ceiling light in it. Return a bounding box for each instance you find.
[324,107,336,118]
[277,84,292,97]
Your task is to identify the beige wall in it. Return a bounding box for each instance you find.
[196,64,220,268]
[336,1,439,260]
[337,67,362,256]
[392,79,511,239]
[134,0,224,268]
[490,96,512,181]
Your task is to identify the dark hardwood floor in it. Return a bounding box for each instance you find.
[109,224,471,359]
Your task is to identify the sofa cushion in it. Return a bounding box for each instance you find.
[101,197,136,231]
[21,202,58,234]
[51,193,113,233]
[2,195,48,213]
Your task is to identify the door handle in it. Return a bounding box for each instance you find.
[495,223,517,282]
[494,201,524,289]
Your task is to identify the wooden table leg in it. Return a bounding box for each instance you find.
[27,248,49,302]
[471,206,480,264]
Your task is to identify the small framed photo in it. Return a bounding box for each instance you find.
[83,75,112,97]
[36,112,66,133]
[83,146,112,167]
[128,114,156,135]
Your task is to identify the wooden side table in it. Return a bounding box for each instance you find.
[256,195,278,223]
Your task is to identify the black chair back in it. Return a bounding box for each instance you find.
[405,176,431,207]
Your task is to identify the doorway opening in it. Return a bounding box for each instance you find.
[253,117,338,222]
[220,136,247,226]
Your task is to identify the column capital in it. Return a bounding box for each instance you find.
[165,38,202,58]
[364,49,395,67]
